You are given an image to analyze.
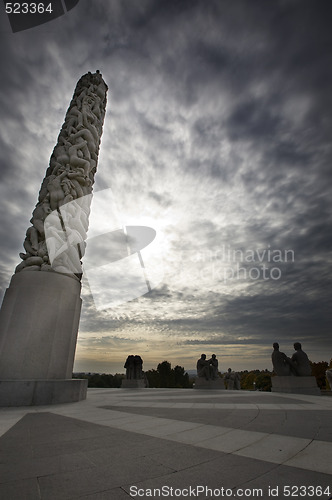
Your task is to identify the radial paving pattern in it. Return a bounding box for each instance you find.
[0,388,331,499]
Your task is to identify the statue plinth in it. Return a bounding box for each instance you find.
[194,377,225,390]
[0,272,87,405]
[0,379,87,406]
[271,376,320,396]
[121,379,146,389]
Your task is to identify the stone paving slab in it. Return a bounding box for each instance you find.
[100,401,332,441]
[0,388,332,499]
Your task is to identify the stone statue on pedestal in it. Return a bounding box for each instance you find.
[271,342,319,395]
[272,342,312,377]
[197,354,210,380]
[124,355,144,380]
[134,355,143,379]
[122,355,146,388]
[289,342,312,376]
[271,343,293,376]
[208,354,219,380]
[224,368,241,390]
[194,353,224,390]
[124,355,135,379]
[196,354,221,381]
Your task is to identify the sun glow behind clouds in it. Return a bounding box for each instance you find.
[80,189,166,310]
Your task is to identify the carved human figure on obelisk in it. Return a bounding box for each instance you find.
[16,70,107,278]
[0,71,108,405]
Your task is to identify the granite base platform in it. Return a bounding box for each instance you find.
[121,379,146,388]
[0,272,82,380]
[193,377,225,390]
[0,379,87,406]
[271,376,320,396]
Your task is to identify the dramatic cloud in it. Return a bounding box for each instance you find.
[0,0,331,372]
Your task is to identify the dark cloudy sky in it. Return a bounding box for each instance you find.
[0,0,331,373]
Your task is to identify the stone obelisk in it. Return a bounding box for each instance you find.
[0,71,108,406]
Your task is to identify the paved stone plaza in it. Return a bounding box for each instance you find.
[0,388,332,499]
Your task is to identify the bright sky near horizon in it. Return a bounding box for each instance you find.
[0,0,331,374]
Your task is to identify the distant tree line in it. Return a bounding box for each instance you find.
[73,372,124,388]
[239,369,273,391]
[73,358,332,391]
[73,361,192,389]
[145,361,192,388]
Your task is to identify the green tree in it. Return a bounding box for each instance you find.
[157,360,173,387]
[310,361,329,390]
[145,361,193,388]
[73,372,125,388]
[255,371,272,391]
[240,370,257,391]
[145,368,160,388]
[239,369,272,391]
[173,365,191,388]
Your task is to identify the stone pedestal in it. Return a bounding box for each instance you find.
[121,379,146,389]
[271,376,320,396]
[0,379,87,406]
[0,271,86,406]
[193,377,225,390]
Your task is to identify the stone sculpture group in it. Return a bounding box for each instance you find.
[272,342,312,376]
[196,354,220,380]
[271,342,321,395]
[124,355,144,380]
[122,355,147,388]
[15,70,108,278]
[196,354,239,390]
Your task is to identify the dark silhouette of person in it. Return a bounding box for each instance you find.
[124,355,135,379]
[197,354,210,380]
[290,342,312,376]
[208,354,219,379]
[271,342,292,376]
[134,355,143,379]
